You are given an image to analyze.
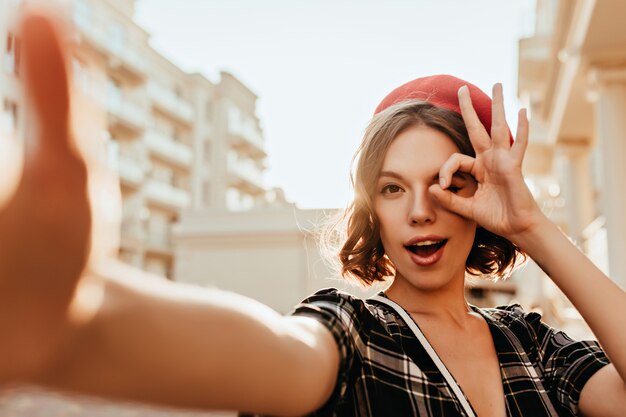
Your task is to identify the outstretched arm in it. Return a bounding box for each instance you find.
[511,203,626,417]
[0,10,338,416]
[42,263,339,416]
[431,84,626,416]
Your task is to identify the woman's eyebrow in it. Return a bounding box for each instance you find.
[379,170,471,182]
[378,171,405,181]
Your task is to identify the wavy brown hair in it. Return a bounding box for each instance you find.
[338,100,525,286]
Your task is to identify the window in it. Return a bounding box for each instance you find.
[2,99,18,133]
[205,99,213,121]
[240,193,254,210]
[227,105,243,131]
[72,57,90,93]
[106,77,122,110]
[108,22,126,55]
[106,138,120,170]
[203,181,211,206]
[173,174,189,189]
[144,257,169,278]
[152,164,173,184]
[226,188,240,211]
[4,32,20,75]
[118,248,139,266]
[147,211,170,246]
[204,140,211,162]
[226,187,254,211]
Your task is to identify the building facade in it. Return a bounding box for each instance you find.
[1,0,280,415]
[3,0,620,413]
[1,0,284,280]
[174,206,389,314]
[518,0,626,335]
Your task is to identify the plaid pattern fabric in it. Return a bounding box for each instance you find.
[284,288,609,417]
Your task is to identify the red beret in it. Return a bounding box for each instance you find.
[374,74,513,144]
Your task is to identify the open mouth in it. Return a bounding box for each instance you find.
[405,239,448,257]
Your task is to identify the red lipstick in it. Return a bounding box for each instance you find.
[404,235,448,267]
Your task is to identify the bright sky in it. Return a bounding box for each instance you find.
[135,0,536,209]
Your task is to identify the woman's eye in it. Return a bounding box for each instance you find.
[448,185,462,194]
[381,184,403,194]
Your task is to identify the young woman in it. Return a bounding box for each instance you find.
[1,10,625,417]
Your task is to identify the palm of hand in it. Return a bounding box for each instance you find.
[0,12,91,383]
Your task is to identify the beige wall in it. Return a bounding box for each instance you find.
[174,206,382,313]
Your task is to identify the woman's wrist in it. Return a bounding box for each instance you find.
[508,210,556,255]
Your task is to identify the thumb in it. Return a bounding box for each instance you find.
[20,10,73,155]
[429,184,473,219]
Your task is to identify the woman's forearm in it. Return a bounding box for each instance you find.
[514,216,626,382]
[34,261,338,416]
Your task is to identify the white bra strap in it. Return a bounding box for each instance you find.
[369,295,477,417]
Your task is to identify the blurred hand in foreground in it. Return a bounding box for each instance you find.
[0,10,92,384]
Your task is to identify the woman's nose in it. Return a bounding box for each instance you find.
[408,188,437,225]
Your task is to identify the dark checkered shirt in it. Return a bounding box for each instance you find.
[282,288,609,417]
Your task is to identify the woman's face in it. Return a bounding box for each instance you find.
[373,124,477,291]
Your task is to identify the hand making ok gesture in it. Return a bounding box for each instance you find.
[430,83,544,246]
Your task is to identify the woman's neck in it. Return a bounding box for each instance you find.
[384,273,473,328]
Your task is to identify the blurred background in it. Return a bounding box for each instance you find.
[1,0,625,415]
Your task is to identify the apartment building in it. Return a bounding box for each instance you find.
[1,0,282,280]
[0,0,22,139]
[518,0,626,334]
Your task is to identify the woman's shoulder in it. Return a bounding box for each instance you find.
[477,303,536,319]
[292,287,374,315]
[290,288,386,331]
[475,303,545,331]
[298,287,362,303]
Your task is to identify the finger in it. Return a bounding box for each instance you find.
[458,86,490,153]
[429,184,473,219]
[20,10,72,154]
[438,153,476,189]
[511,108,529,164]
[490,83,509,149]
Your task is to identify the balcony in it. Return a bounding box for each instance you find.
[518,35,554,96]
[107,142,145,187]
[145,230,173,257]
[144,179,190,211]
[145,131,193,168]
[106,95,146,137]
[227,157,265,194]
[3,53,16,75]
[227,120,266,158]
[147,83,194,125]
[117,155,144,186]
[120,218,145,249]
[73,14,147,83]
